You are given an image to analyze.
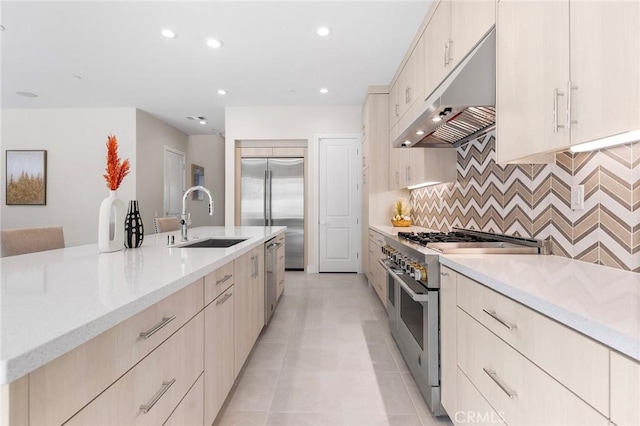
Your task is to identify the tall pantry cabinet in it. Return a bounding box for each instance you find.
[362,87,409,304]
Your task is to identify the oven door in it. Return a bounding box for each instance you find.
[387,266,443,415]
[379,259,399,335]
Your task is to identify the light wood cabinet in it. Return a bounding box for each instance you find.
[446,266,636,426]
[164,374,204,426]
[456,367,503,425]
[439,266,457,418]
[423,0,452,98]
[367,229,386,306]
[610,351,640,426]
[389,81,402,129]
[457,309,607,426]
[424,0,495,100]
[234,245,265,376]
[457,272,610,416]
[29,280,203,426]
[497,0,639,162]
[388,146,401,191]
[205,286,235,426]
[66,312,204,426]
[396,148,457,189]
[205,261,234,305]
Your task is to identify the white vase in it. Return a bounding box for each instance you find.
[98,190,126,253]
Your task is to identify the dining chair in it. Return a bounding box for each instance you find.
[153,217,180,233]
[0,226,65,257]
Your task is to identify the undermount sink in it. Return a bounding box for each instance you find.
[180,238,247,248]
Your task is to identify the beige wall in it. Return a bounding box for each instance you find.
[135,110,188,234]
[0,108,137,247]
[187,134,225,227]
[225,106,362,272]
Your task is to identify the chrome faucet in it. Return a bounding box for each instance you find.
[181,185,214,241]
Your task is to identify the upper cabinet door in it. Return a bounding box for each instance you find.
[496,0,570,163]
[569,1,640,145]
[424,0,452,99]
[449,0,496,72]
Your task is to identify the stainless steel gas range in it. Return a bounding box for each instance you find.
[378,228,549,416]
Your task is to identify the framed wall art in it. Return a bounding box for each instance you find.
[5,150,47,205]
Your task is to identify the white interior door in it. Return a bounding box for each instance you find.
[164,147,185,216]
[319,137,360,272]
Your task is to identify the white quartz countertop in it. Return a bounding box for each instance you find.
[370,224,640,361]
[0,226,285,384]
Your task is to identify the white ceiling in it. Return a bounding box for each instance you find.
[1,1,430,135]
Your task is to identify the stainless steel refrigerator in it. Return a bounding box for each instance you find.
[241,158,304,270]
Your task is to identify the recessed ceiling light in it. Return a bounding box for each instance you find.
[161,29,176,39]
[320,88,329,94]
[217,89,227,95]
[431,116,442,122]
[199,120,207,125]
[317,26,331,37]
[16,91,38,98]
[207,39,222,49]
[403,140,411,146]
[416,130,425,136]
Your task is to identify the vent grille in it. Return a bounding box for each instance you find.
[423,107,495,146]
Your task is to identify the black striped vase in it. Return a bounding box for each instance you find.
[124,200,144,248]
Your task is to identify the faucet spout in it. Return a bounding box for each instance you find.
[181,185,214,242]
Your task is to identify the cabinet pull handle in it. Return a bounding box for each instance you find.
[216,274,232,286]
[216,292,233,306]
[395,171,399,184]
[483,368,517,399]
[139,315,176,340]
[448,39,454,63]
[279,255,284,260]
[444,42,448,66]
[440,272,449,277]
[407,166,411,181]
[482,309,517,331]
[395,104,399,117]
[567,80,578,129]
[140,378,176,413]
[553,88,565,133]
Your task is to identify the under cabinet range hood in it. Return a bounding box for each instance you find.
[396,28,496,149]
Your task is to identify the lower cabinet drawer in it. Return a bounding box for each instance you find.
[66,312,204,426]
[30,280,203,426]
[457,309,607,426]
[456,273,609,415]
[456,367,504,425]
[205,262,234,305]
[164,373,204,426]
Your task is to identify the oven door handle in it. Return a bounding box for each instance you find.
[379,259,430,302]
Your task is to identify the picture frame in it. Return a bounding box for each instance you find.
[191,164,205,200]
[5,150,47,205]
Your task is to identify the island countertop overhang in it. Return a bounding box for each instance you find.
[0,226,285,384]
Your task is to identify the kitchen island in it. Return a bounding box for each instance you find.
[1,226,285,425]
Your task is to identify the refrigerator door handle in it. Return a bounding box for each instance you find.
[268,170,273,226]
[264,170,268,227]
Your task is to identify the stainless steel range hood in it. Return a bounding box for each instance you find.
[395,27,496,148]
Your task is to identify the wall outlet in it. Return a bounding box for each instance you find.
[571,185,584,210]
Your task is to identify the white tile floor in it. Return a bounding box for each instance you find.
[214,272,453,426]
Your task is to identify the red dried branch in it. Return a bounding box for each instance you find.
[103,135,130,190]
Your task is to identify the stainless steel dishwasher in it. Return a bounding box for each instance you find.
[264,238,282,324]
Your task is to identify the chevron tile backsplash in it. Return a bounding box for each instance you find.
[410,132,640,272]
